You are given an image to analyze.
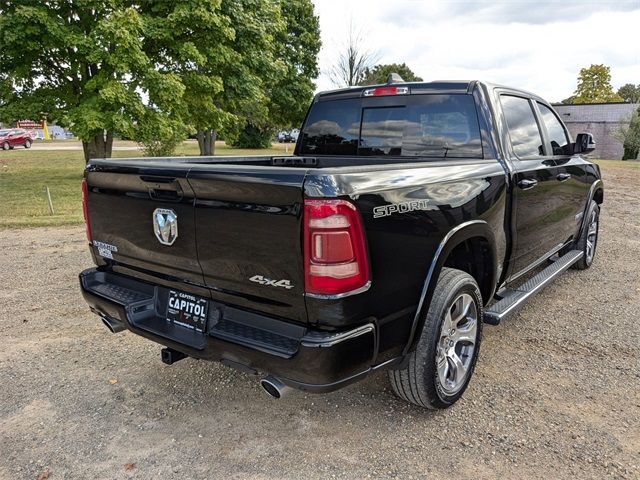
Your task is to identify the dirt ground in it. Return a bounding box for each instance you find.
[0,165,638,480]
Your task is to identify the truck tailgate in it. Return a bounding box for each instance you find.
[86,161,204,285]
[187,165,308,323]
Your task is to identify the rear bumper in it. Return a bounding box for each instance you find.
[79,268,376,393]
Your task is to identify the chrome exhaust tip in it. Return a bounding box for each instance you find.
[260,375,291,399]
[101,316,126,334]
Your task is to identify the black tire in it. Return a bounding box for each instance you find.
[388,267,483,409]
[24,139,32,149]
[572,200,599,270]
[2,142,9,151]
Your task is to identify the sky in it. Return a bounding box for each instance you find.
[310,0,640,102]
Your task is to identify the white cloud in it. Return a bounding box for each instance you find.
[311,0,640,102]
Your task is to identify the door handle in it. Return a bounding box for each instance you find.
[517,178,538,190]
[141,177,184,202]
[556,173,571,182]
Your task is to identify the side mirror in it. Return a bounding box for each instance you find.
[574,133,596,154]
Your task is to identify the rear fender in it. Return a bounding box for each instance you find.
[578,179,604,238]
[402,220,497,355]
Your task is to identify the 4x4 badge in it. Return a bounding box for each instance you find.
[249,275,294,290]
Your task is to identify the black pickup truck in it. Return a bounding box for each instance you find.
[79,78,603,409]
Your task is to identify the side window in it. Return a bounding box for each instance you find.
[537,103,571,155]
[500,95,544,159]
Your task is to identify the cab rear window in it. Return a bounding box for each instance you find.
[299,94,483,158]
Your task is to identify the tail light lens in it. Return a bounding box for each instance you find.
[81,179,92,243]
[304,199,370,296]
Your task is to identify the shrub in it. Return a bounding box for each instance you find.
[231,123,273,149]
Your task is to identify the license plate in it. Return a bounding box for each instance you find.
[166,290,208,333]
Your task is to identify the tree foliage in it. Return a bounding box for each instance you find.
[617,83,640,104]
[358,63,423,86]
[0,1,321,159]
[268,0,321,128]
[136,0,283,156]
[614,107,640,160]
[572,64,624,104]
[235,0,321,148]
[0,2,184,161]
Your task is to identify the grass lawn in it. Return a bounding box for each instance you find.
[0,141,293,228]
[1,147,637,229]
[593,159,640,169]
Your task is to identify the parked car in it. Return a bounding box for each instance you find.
[278,130,299,143]
[0,128,33,150]
[79,77,602,409]
[277,130,289,143]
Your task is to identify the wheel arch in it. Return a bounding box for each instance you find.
[593,187,603,205]
[402,220,498,356]
[579,179,604,238]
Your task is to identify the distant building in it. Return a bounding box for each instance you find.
[553,102,639,160]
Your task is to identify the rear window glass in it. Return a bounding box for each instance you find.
[299,94,483,158]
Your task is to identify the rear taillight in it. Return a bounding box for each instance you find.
[81,179,92,243]
[304,199,370,296]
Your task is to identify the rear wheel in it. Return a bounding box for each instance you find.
[2,142,9,151]
[24,139,32,149]
[388,268,483,409]
[572,200,599,270]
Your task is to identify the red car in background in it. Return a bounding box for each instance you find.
[0,128,33,150]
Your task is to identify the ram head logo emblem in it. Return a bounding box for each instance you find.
[153,208,178,246]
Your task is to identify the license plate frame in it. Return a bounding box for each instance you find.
[166,290,209,333]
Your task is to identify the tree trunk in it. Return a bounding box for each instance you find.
[82,131,114,163]
[196,128,217,156]
[196,129,205,155]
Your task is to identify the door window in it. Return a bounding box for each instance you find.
[537,103,571,155]
[500,95,544,159]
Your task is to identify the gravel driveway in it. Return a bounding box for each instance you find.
[1,165,638,480]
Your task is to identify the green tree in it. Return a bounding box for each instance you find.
[234,0,321,148]
[573,64,624,104]
[358,63,423,86]
[0,2,186,162]
[617,83,640,103]
[140,0,286,156]
[0,1,312,159]
[614,107,640,160]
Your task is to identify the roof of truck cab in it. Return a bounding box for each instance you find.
[315,81,475,101]
[314,80,547,103]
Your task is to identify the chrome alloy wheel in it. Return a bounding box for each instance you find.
[586,209,598,264]
[436,293,478,395]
